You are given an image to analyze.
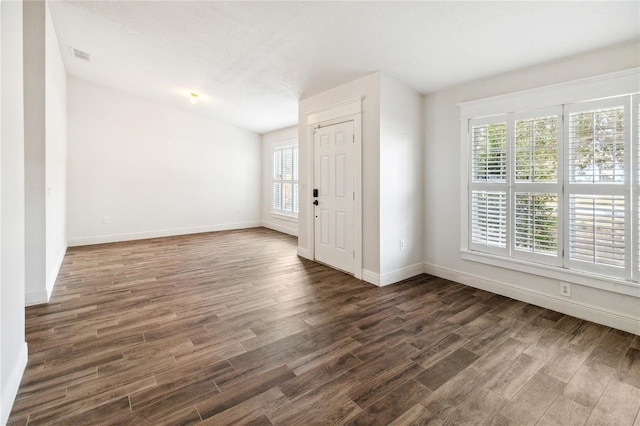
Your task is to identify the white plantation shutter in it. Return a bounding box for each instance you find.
[472,121,507,182]
[568,195,625,268]
[514,193,558,256]
[272,145,299,216]
[514,115,558,182]
[512,108,562,265]
[471,191,507,248]
[273,183,282,211]
[469,117,509,255]
[565,96,630,279]
[273,150,282,180]
[568,106,625,184]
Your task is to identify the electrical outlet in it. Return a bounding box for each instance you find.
[399,239,405,250]
[102,216,109,224]
[560,282,571,297]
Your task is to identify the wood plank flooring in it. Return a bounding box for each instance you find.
[8,228,640,425]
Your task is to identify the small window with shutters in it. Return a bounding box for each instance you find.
[272,144,299,217]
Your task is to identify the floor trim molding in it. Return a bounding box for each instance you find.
[46,245,67,300]
[363,263,425,287]
[1,341,28,425]
[423,262,640,335]
[261,221,298,237]
[68,222,262,247]
[25,290,49,307]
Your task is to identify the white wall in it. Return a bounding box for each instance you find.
[423,42,640,334]
[23,1,67,306]
[298,71,425,285]
[45,2,67,301]
[298,72,381,275]
[261,126,298,236]
[67,78,262,246]
[379,73,423,283]
[1,1,28,423]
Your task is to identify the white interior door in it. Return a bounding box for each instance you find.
[313,121,355,274]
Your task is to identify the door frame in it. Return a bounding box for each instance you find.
[304,97,362,279]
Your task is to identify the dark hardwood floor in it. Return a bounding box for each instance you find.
[7,228,640,425]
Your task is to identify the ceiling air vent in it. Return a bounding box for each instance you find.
[70,47,90,62]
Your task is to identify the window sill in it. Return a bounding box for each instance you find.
[271,212,298,223]
[460,249,640,298]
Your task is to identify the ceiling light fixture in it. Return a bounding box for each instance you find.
[190,92,198,104]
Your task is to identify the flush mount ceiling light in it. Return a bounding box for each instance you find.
[190,92,199,104]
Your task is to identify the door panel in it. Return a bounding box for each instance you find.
[313,121,355,274]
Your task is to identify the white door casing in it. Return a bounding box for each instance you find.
[313,121,355,274]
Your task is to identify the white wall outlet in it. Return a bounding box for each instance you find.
[560,282,571,297]
[102,216,109,224]
[399,239,405,250]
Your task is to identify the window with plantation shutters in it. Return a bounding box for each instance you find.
[565,97,630,279]
[466,92,639,282]
[272,145,298,216]
[469,109,561,264]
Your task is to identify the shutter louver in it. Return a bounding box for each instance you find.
[472,123,507,182]
[283,183,292,212]
[273,150,281,180]
[471,191,507,248]
[273,183,282,211]
[514,193,557,255]
[569,107,625,183]
[283,148,293,180]
[569,195,625,268]
[515,116,558,182]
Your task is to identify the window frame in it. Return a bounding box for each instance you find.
[459,68,640,298]
[512,107,563,266]
[563,96,631,280]
[271,141,299,219]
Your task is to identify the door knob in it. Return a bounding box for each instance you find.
[313,200,319,206]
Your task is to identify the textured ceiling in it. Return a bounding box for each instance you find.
[49,1,640,134]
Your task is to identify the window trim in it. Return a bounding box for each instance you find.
[459,68,640,297]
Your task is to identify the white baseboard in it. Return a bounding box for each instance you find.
[262,221,298,237]
[25,245,67,307]
[363,263,425,287]
[1,341,27,426]
[46,245,67,299]
[362,269,380,285]
[423,263,640,335]
[67,222,262,247]
[297,247,312,260]
[25,290,49,307]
